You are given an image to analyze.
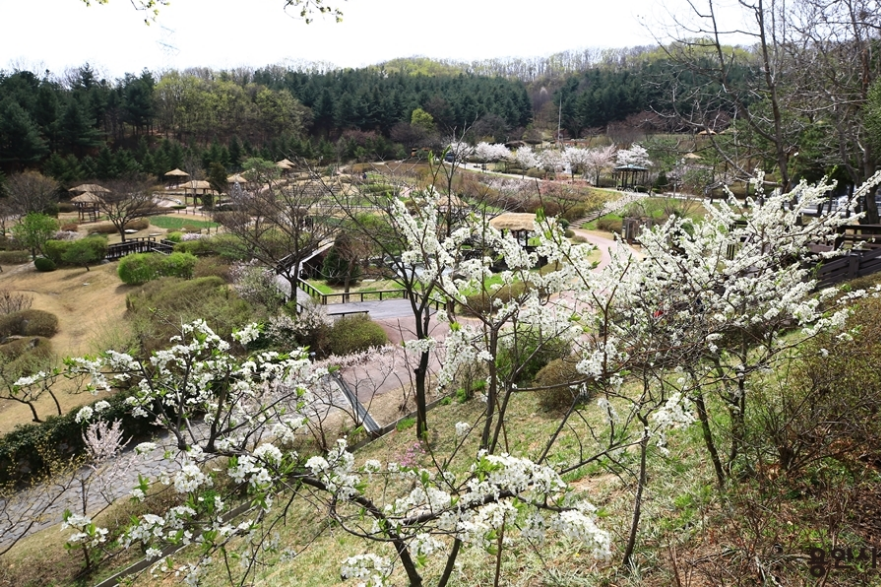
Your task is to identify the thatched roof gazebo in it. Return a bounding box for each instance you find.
[70,191,103,221]
[489,212,537,246]
[276,159,295,171]
[69,183,110,195]
[164,168,189,179]
[227,173,248,184]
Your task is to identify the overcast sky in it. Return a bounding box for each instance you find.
[0,0,686,79]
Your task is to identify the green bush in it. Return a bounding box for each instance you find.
[496,326,571,384]
[327,315,388,356]
[162,252,198,279]
[461,281,531,316]
[33,256,56,272]
[118,252,197,285]
[525,168,546,179]
[596,218,623,233]
[118,253,163,285]
[0,309,59,339]
[165,232,183,243]
[44,236,107,265]
[0,251,30,264]
[61,238,107,269]
[564,229,575,238]
[57,202,76,213]
[173,234,247,260]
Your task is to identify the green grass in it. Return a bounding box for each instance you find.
[149,216,220,230]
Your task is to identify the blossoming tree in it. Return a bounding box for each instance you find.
[51,170,877,585]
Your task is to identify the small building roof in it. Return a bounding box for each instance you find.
[164,168,190,177]
[71,191,103,203]
[69,183,110,194]
[489,212,537,232]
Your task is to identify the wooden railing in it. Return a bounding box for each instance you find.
[295,279,445,311]
[106,237,173,260]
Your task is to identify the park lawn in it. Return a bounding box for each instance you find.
[149,216,220,231]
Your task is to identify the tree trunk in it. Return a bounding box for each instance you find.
[693,389,725,487]
[622,417,650,570]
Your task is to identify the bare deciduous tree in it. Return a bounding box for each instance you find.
[4,171,60,217]
[98,176,157,243]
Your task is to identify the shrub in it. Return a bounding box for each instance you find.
[194,256,232,281]
[0,250,30,265]
[462,281,531,316]
[326,315,388,356]
[174,234,247,260]
[57,202,76,213]
[0,388,161,487]
[534,357,591,412]
[33,256,56,272]
[0,309,59,339]
[564,229,575,238]
[162,252,198,279]
[126,276,254,357]
[60,222,79,232]
[165,231,183,243]
[126,218,150,231]
[118,253,163,285]
[496,325,571,384]
[44,236,107,265]
[0,336,53,375]
[118,252,197,284]
[572,235,588,244]
[87,222,118,235]
[0,289,32,315]
[525,168,546,179]
[596,218,623,233]
[62,238,106,270]
[87,218,150,235]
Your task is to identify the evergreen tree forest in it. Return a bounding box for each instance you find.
[0,49,750,183]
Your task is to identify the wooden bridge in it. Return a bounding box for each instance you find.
[105,237,175,261]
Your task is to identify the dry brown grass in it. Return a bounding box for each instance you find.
[0,261,132,434]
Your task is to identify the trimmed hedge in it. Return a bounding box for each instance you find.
[44,236,107,265]
[0,309,59,339]
[33,256,56,272]
[327,315,388,356]
[118,252,197,285]
[0,250,31,264]
[87,218,151,235]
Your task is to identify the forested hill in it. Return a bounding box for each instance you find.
[0,49,744,181]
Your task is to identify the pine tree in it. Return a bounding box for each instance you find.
[0,98,48,170]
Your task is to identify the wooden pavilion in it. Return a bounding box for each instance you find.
[70,191,103,221]
[614,164,649,191]
[489,213,537,246]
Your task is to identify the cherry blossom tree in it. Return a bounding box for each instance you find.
[615,143,651,168]
[583,145,617,185]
